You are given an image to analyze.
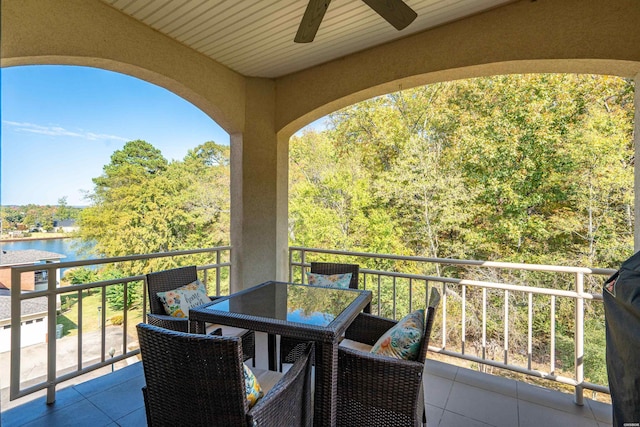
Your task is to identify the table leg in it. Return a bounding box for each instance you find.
[190,320,205,334]
[268,334,277,371]
[314,341,338,426]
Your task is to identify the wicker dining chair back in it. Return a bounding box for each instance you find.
[145,266,256,364]
[146,266,197,331]
[137,323,314,427]
[280,262,363,371]
[336,289,440,427]
[309,262,360,289]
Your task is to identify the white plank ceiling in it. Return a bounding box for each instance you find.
[100,0,514,78]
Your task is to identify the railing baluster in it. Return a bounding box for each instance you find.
[574,272,585,405]
[101,286,107,364]
[504,289,509,365]
[482,288,487,361]
[462,285,466,355]
[46,267,57,404]
[425,280,429,315]
[123,281,129,362]
[550,295,556,375]
[216,249,221,296]
[77,289,83,370]
[377,274,381,316]
[527,292,533,370]
[288,248,294,282]
[442,282,447,350]
[392,276,397,319]
[408,277,413,313]
[142,277,148,323]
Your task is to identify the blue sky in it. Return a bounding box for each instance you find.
[1,65,231,206]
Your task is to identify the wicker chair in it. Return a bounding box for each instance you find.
[137,323,314,427]
[336,288,440,427]
[279,262,365,371]
[145,265,255,365]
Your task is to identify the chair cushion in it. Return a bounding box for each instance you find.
[243,363,264,408]
[339,338,373,353]
[217,325,250,338]
[306,272,352,288]
[253,368,283,394]
[156,280,210,318]
[370,309,425,360]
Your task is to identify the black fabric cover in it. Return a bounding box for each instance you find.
[604,251,640,427]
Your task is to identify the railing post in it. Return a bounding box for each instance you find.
[46,266,58,404]
[574,272,585,405]
[10,268,22,402]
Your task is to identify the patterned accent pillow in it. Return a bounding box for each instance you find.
[370,309,425,360]
[243,363,263,408]
[306,272,352,288]
[156,280,210,318]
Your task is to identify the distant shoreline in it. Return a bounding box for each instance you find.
[0,234,73,243]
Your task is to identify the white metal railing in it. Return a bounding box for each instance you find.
[289,246,616,405]
[10,246,231,404]
[8,244,615,407]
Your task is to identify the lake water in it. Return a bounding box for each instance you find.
[0,238,92,276]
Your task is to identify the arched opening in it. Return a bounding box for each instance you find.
[288,72,635,402]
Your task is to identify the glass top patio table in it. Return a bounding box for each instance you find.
[189,281,372,427]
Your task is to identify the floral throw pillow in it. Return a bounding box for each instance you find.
[156,280,210,318]
[244,363,263,408]
[306,272,352,288]
[370,309,425,360]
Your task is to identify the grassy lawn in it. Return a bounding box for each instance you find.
[57,287,144,339]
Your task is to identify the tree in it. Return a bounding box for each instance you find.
[80,139,231,275]
[91,139,168,203]
[56,196,75,221]
[289,73,634,293]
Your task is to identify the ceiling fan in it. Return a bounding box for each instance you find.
[295,0,418,43]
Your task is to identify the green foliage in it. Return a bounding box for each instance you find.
[1,203,82,232]
[81,266,143,311]
[289,74,634,386]
[105,281,142,311]
[64,267,97,285]
[110,314,124,325]
[79,139,230,273]
[291,74,634,270]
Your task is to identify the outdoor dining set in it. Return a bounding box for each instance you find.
[138,263,440,427]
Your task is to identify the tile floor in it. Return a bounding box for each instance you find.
[1,333,612,427]
[423,359,612,427]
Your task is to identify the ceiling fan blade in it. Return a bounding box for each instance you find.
[295,0,332,43]
[361,0,417,31]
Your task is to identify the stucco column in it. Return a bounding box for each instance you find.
[230,78,289,292]
[635,73,640,251]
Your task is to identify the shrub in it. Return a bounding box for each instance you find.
[110,314,124,325]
